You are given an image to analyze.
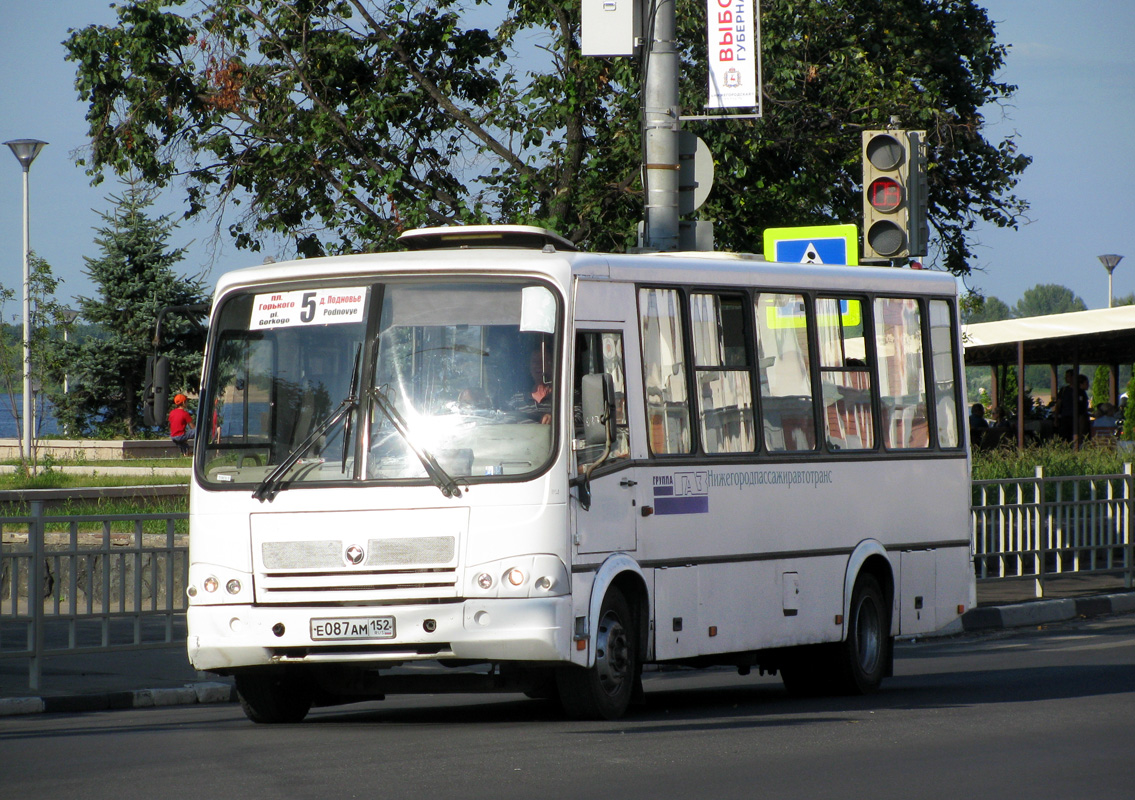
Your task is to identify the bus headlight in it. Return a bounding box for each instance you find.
[189,564,251,605]
[467,555,567,598]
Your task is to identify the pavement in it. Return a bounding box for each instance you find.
[2,574,1133,718]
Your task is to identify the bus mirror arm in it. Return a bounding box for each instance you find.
[574,373,617,512]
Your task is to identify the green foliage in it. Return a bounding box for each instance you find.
[972,440,1130,482]
[1125,375,1135,441]
[1012,284,1087,319]
[45,184,209,436]
[64,0,1030,272]
[1091,365,1111,410]
[961,293,1011,324]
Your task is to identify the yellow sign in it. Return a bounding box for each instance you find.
[763,224,859,266]
[766,298,862,329]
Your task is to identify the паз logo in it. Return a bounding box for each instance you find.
[344,544,366,565]
[652,471,709,515]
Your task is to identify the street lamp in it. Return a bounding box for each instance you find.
[1099,253,1124,308]
[5,138,48,463]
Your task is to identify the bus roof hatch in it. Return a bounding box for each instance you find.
[398,225,578,252]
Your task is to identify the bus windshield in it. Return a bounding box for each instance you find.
[200,279,560,490]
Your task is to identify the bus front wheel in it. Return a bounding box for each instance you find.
[556,587,639,720]
[235,667,313,724]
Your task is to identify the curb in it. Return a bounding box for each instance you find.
[961,591,1135,632]
[0,681,236,718]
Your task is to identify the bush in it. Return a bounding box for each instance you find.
[972,440,1130,481]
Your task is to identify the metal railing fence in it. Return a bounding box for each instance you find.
[3,470,1133,691]
[1,501,189,690]
[972,465,1134,597]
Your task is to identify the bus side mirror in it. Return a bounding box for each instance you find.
[582,372,616,447]
[143,355,170,428]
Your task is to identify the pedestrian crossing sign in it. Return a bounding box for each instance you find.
[763,224,859,266]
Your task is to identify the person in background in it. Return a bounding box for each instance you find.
[1055,369,1076,441]
[1092,402,1120,435]
[169,393,196,455]
[968,402,989,445]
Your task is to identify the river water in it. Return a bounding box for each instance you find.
[0,394,61,437]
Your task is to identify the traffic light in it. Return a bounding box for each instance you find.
[861,130,928,260]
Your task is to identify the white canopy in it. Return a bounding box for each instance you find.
[963,306,1135,366]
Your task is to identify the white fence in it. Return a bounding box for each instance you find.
[972,465,1134,597]
[0,500,188,690]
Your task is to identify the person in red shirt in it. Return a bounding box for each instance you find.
[169,393,196,455]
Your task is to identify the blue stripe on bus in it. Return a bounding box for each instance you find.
[654,495,709,515]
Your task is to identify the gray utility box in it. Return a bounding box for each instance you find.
[581,0,641,57]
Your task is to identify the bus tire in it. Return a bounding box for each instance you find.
[556,587,638,720]
[832,573,888,694]
[235,667,313,724]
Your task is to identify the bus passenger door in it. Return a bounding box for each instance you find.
[573,328,639,554]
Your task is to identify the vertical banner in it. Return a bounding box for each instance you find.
[707,0,758,109]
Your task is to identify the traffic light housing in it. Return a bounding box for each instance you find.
[861,130,928,260]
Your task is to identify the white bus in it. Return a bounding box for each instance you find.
[185,225,974,723]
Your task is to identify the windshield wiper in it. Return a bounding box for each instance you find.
[253,345,362,503]
[369,385,463,499]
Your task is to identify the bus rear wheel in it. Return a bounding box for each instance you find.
[556,587,639,720]
[832,573,889,694]
[780,573,889,697]
[235,667,313,724]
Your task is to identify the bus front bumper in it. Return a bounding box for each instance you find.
[187,596,573,672]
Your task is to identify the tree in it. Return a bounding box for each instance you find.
[1012,284,1087,319]
[0,254,76,469]
[961,294,1012,324]
[65,0,1029,273]
[51,185,209,437]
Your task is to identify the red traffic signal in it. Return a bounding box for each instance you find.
[867,176,903,213]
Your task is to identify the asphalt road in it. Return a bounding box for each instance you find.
[3,614,1134,800]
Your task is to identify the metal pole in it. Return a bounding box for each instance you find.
[20,165,32,464]
[642,0,680,251]
[30,500,44,690]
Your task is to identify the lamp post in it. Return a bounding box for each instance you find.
[5,138,48,463]
[61,309,79,395]
[1099,253,1124,308]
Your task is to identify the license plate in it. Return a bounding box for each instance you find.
[310,616,396,640]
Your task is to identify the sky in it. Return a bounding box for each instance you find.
[0,0,1133,312]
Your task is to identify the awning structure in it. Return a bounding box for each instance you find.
[963,306,1135,367]
[962,307,1135,448]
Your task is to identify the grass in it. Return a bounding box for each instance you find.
[0,456,189,530]
[0,471,189,490]
[1,457,192,469]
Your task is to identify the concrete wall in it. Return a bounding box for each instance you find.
[0,439,183,460]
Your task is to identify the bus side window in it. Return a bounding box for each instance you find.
[690,293,756,453]
[574,331,629,466]
[928,299,961,448]
[816,297,876,451]
[875,297,929,449]
[754,293,817,452]
[639,287,692,454]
